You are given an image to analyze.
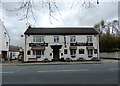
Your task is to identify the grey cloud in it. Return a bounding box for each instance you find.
[1,1,118,47]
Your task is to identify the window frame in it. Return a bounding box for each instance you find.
[27,50,31,55]
[33,50,44,56]
[70,49,76,55]
[33,36,44,42]
[94,49,98,54]
[87,36,92,43]
[70,36,76,43]
[64,49,68,54]
[79,49,85,54]
[87,50,93,57]
[54,36,59,42]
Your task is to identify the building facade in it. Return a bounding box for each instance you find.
[24,26,99,62]
[9,45,20,60]
[0,19,10,61]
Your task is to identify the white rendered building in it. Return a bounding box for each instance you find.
[24,26,99,62]
[9,45,20,60]
[0,19,10,61]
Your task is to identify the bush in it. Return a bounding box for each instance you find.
[42,58,50,63]
[91,57,100,61]
[118,37,120,49]
[65,58,72,62]
[77,57,85,61]
[100,34,119,52]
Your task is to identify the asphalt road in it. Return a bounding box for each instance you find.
[1,60,119,84]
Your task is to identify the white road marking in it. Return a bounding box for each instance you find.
[109,68,120,70]
[0,72,14,74]
[37,69,89,73]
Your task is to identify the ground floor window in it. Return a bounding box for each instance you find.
[79,49,84,54]
[87,50,93,57]
[94,49,98,54]
[27,50,31,55]
[70,49,76,55]
[33,50,44,56]
[64,49,68,54]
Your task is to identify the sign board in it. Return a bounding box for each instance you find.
[29,43,48,47]
[70,43,93,46]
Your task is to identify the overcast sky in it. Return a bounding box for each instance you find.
[0,0,119,47]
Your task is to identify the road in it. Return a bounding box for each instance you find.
[1,60,119,84]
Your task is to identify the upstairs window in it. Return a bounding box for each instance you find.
[70,49,76,55]
[6,42,8,47]
[54,36,59,42]
[33,36,44,42]
[4,32,6,37]
[87,36,92,43]
[70,36,76,43]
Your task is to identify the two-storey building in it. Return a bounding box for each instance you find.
[0,19,10,61]
[24,26,99,62]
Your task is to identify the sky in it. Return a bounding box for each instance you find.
[0,0,119,47]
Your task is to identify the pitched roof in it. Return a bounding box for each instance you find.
[24,26,99,35]
[9,45,20,52]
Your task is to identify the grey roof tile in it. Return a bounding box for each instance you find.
[24,26,99,35]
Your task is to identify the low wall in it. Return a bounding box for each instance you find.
[100,51,120,59]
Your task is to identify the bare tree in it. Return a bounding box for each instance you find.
[94,20,120,36]
[94,20,106,35]
[4,0,99,25]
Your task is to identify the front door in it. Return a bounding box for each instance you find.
[53,49,59,61]
[50,45,62,61]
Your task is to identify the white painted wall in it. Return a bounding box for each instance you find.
[9,52,19,60]
[24,34,99,62]
[0,20,10,57]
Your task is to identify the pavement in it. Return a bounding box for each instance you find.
[0,58,119,66]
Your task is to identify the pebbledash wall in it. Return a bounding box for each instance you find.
[24,26,99,62]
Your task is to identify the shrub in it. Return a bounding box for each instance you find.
[77,57,85,61]
[42,58,50,63]
[100,34,119,52]
[65,58,72,62]
[91,57,100,61]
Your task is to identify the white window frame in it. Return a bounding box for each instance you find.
[70,49,76,56]
[33,36,44,43]
[88,50,93,56]
[33,50,44,56]
[54,36,59,42]
[70,36,76,43]
[87,36,92,43]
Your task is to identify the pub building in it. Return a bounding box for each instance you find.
[24,26,99,62]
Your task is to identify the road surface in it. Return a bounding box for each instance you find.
[1,60,119,84]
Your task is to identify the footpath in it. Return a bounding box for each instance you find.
[0,60,103,66]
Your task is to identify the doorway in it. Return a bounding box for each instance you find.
[50,45,62,61]
[2,51,8,61]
